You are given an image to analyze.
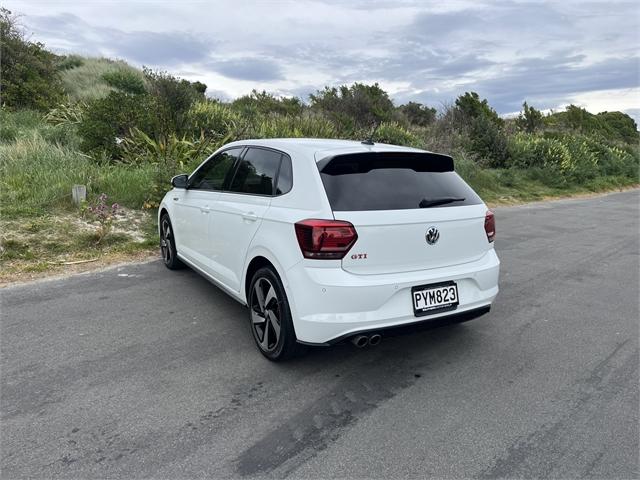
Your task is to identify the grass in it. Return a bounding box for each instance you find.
[0,109,158,282]
[0,110,155,218]
[59,57,147,103]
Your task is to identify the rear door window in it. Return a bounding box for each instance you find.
[189,148,243,191]
[228,147,283,196]
[319,152,482,211]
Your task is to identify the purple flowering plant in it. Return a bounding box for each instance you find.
[85,193,120,244]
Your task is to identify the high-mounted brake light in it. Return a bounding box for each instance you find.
[294,219,358,259]
[485,210,495,243]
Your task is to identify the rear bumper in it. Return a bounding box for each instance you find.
[312,305,491,346]
[284,249,500,344]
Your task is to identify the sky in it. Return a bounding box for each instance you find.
[6,0,640,120]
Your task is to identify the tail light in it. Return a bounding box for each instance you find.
[294,219,358,259]
[485,210,495,243]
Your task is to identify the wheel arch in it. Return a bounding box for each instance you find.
[242,248,292,305]
[158,206,170,234]
[244,255,279,303]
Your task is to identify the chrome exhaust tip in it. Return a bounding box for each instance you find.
[351,335,369,348]
[368,333,382,346]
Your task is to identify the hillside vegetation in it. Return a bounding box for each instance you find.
[1,7,638,280]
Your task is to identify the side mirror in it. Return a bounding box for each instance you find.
[171,174,189,189]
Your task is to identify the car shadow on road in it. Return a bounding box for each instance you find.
[175,265,481,371]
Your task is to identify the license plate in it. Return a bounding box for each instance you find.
[411,281,459,317]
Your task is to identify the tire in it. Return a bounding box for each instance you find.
[248,266,305,361]
[159,214,184,270]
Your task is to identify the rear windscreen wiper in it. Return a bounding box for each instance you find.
[419,197,466,208]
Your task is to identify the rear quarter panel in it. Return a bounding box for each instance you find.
[241,149,333,307]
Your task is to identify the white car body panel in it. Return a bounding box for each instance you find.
[159,138,500,344]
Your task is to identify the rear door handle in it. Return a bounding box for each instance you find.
[200,205,210,214]
[242,212,258,222]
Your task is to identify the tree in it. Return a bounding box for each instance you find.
[515,101,544,133]
[398,102,437,127]
[0,8,65,110]
[143,67,205,138]
[453,92,509,166]
[454,91,502,126]
[546,105,639,144]
[596,111,639,144]
[309,82,395,132]
[469,114,510,167]
[191,81,207,95]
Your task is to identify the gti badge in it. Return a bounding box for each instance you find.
[425,226,440,245]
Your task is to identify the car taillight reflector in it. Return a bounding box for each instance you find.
[294,219,358,259]
[485,210,495,243]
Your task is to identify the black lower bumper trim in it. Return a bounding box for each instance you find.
[303,305,491,346]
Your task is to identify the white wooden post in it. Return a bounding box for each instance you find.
[72,185,87,206]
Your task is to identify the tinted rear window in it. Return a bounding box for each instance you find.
[319,152,482,211]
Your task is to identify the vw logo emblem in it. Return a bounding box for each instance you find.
[425,226,440,245]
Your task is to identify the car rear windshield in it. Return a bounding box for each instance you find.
[319,152,482,211]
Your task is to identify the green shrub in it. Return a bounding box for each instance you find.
[515,101,544,133]
[143,68,205,138]
[509,133,566,171]
[249,114,338,139]
[455,92,503,127]
[468,114,510,167]
[596,111,639,144]
[309,83,395,132]
[562,136,599,182]
[44,102,87,126]
[397,102,437,127]
[373,121,422,147]
[188,101,243,139]
[121,128,222,205]
[0,8,65,111]
[232,90,304,117]
[102,70,146,95]
[78,91,155,159]
[56,55,84,71]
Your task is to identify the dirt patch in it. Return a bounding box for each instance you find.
[0,208,157,286]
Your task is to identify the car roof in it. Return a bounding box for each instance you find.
[222,138,429,162]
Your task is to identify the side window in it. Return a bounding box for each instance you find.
[228,148,282,195]
[189,148,242,191]
[275,155,293,195]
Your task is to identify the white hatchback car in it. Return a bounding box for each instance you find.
[159,139,499,360]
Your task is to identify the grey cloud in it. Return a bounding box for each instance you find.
[475,54,640,112]
[399,54,639,113]
[110,31,211,64]
[27,13,212,65]
[209,58,284,81]
[408,2,570,41]
[408,11,482,39]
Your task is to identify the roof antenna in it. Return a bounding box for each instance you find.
[361,121,380,145]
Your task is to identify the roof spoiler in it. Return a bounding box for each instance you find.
[317,151,454,173]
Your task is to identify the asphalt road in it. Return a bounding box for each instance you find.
[1,190,639,479]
